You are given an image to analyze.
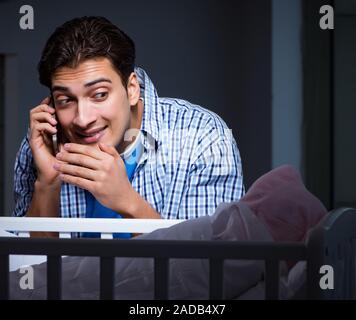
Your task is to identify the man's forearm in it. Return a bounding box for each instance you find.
[122,189,161,219]
[27,180,61,217]
[27,180,61,237]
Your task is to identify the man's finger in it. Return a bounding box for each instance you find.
[31,112,58,126]
[99,143,120,159]
[54,162,96,181]
[40,96,51,105]
[63,143,104,160]
[30,104,55,116]
[59,174,95,192]
[56,152,100,170]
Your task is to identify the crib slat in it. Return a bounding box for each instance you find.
[59,233,71,239]
[265,260,279,300]
[100,257,115,300]
[0,254,9,300]
[154,258,169,299]
[209,259,223,299]
[47,255,62,300]
[100,233,113,239]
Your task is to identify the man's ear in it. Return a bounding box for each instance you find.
[126,72,140,106]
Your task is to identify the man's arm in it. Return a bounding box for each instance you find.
[27,180,61,237]
[13,137,36,218]
[27,181,60,218]
[14,135,61,237]
[120,187,161,219]
[177,134,244,220]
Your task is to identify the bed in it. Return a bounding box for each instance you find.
[0,206,355,300]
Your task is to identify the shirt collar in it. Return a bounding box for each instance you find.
[135,67,161,146]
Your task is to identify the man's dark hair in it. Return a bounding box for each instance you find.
[38,16,135,88]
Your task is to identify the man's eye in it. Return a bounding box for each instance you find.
[56,98,72,106]
[94,92,108,100]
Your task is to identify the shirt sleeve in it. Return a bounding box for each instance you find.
[12,136,37,217]
[178,132,245,220]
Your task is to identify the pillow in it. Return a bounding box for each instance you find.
[239,165,327,243]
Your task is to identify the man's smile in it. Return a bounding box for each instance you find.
[74,125,108,144]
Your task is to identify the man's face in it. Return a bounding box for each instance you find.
[51,57,139,150]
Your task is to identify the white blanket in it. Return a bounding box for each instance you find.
[8,203,294,300]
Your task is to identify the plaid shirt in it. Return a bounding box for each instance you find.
[13,67,244,222]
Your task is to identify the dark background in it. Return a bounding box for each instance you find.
[0,0,355,216]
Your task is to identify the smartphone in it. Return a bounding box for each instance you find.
[49,95,60,155]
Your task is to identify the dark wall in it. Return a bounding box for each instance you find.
[303,0,333,209]
[303,0,356,210]
[0,0,272,214]
[334,0,356,208]
[238,1,272,187]
[0,55,4,215]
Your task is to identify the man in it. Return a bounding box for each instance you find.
[13,16,244,236]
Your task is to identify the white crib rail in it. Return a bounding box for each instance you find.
[0,217,186,271]
[0,217,184,239]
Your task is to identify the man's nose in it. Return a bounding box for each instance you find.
[72,100,97,128]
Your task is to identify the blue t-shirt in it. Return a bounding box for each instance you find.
[83,139,142,238]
